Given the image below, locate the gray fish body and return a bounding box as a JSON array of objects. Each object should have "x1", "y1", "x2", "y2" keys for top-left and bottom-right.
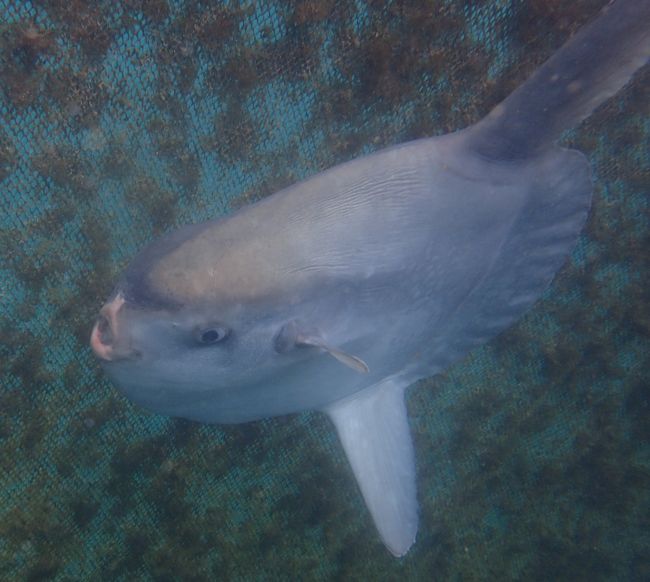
[
  {"x1": 92, "y1": 0, "x2": 649, "y2": 557},
  {"x1": 108, "y1": 135, "x2": 589, "y2": 423}
]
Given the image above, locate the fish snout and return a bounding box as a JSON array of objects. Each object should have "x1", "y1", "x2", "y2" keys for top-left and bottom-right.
[
  {"x1": 90, "y1": 314, "x2": 115, "y2": 361},
  {"x1": 90, "y1": 293, "x2": 137, "y2": 362}
]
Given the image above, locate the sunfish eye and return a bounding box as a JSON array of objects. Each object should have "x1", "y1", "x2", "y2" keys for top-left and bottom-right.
[{"x1": 195, "y1": 325, "x2": 230, "y2": 345}]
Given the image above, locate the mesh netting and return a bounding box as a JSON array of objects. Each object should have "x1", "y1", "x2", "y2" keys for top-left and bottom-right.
[{"x1": 0, "y1": 1, "x2": 648, "y2": 580}]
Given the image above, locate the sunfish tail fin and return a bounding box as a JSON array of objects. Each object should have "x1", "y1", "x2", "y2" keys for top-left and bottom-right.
[
  {"x1": 324, "y1": 380, "x2": 418, "y2": 557},
  {"x1": 468, "y1": 0, "x2": 650, "y2": 160}
]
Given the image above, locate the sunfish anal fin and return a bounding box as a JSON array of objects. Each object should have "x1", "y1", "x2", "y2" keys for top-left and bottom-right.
[{"x1": 324, "y1": 380, "x2": 417, "y2": 556}]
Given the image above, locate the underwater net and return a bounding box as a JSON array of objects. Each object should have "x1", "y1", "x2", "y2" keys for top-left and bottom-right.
[{"x1": 0, "y1": 1, "x2": 648, "y2": 580}]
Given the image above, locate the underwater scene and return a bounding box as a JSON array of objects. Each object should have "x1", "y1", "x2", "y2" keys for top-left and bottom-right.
[{"x1": 1, "y1": 0, "x2": 649, "y2": 580}]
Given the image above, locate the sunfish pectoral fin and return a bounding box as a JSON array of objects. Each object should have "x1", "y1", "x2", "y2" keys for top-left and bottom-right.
[
  {"x1": 275, "y1": 319, "x2": 369, "y2": 373},
  {"x1": 324, "y1": 380, "x2": 418, "y2": 556},
  {"x1": 297, "y1": 335, "x2": 369, "y2": 374}
]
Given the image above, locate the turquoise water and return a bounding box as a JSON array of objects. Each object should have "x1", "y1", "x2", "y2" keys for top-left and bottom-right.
[{"x1": 1, "y1": 1, "x2": 648, "y2": 579}]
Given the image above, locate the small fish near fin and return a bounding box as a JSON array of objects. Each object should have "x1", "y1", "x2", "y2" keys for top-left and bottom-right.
[
  {"x1": 324, "y1": 380, "x2": 417, "y2": 556},
  {"x1": 275, "y1": 320, "x2": 369, "y2": 373}
]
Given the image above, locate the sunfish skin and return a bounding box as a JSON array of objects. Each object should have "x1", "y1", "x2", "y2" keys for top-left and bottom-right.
[{"x1": 91, "y1": 0, "x2": 649, "y2": 557}]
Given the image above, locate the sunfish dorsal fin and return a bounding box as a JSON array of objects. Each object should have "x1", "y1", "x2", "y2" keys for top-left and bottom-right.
[{"x1": 324, "y1": 381, "x2": 417, "y2": 556}]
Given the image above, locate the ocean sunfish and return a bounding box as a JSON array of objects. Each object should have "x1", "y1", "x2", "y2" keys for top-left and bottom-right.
[{"x1": 91, "y1": 0, "x2": 649, "y2": 556}]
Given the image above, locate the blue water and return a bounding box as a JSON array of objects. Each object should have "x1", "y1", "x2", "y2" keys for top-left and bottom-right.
[{"x1": 0, "y1": 0, "x2": 648, "y2": 579}]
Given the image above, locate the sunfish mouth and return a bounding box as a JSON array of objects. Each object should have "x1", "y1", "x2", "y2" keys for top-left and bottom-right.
[{"x1": 90, "y1": 293, "x2": 139, "y2": 362}]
